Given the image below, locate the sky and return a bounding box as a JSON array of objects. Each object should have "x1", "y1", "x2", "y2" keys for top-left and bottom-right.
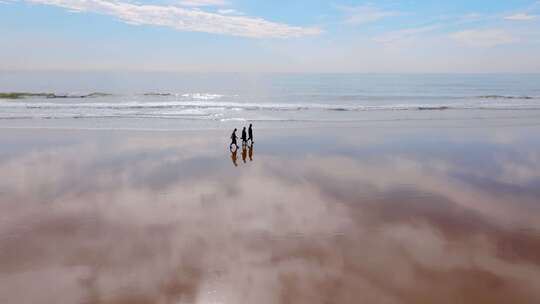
[{"x1": 1, "y1": 0, "x2": 540, "y2": 72}]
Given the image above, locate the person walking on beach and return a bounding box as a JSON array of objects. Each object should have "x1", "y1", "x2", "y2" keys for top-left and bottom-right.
[
  {"x1": 248, "y1": 124, "x2": 254, "y2": 143},
  {"x1": 241, "y1": 127, "x2": 248, "y2": 145},
  {"x1": 230, "y1": 128, "x2": 238, "y2": 150}
]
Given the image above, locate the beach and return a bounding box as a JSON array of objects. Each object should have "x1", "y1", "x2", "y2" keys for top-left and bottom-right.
[
  {"x1": 1, "y1": 121, "x2": 539, "y2": 304},
  {"x1": 3, "y1": 0, "x2": 540, "y2": 301}
]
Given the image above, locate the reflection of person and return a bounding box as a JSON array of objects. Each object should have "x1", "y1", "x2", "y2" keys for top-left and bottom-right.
[
  {"x1": 231, "y1": 149, "x2": 238, "y2": 167},
  {"x1": 249, "y1": 143, "x2": 254, "y2": 161},
  {"x1": 241, "y1": 127, "x2": 248, "y2": 145},
  {"x1": 248, "y1": 124, "x2": 254, "y2": 143},
  {"x1": 230, "y1": 129, "x2": 238, "y2": 150},
  {"x1": 242, "y1": 144, "x2": 247, "y2": 163}
]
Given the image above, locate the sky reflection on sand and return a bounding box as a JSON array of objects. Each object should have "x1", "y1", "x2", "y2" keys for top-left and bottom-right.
[{"x1": 0, "y1": 127, "x2": 540, "y2": 304}]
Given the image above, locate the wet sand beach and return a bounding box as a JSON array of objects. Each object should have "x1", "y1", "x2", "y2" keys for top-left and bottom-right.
[{"x1": 1, "y1": 124, "x2": 540, "y2": 304}]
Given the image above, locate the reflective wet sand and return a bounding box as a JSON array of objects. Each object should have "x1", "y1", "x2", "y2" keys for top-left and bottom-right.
[{"x1": 1, "y1": 126, "x2": 540, "y2": 304}]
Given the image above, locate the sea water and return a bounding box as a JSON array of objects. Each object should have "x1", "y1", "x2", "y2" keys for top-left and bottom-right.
[{"x1": 1, "y1": 72, "x2": 539, "y2": 130}]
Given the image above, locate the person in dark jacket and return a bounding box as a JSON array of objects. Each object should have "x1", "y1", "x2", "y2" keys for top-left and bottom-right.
[
  {"x1": 241, "y1": 127, "x2": 248, "y2": 145},
  {"x1": 230, "y1": 128, "x2": 238, "y2": 150},
  {"x1": 248, "y1": 124, "x2": 254, "y2": 143}
]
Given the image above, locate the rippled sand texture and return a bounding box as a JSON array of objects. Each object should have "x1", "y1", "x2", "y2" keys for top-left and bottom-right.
[{"x1": 1, "y1": 127, "x2": 540, "y2": 304}]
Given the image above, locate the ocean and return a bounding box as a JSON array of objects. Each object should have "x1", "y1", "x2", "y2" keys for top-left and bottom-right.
[{"x1": 1, "y1": 72, "x2": 539, "y2": 130}]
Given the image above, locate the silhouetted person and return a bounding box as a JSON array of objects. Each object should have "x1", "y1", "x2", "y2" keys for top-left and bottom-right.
[
  {"x1": 248, "y1": 124, "x2": 254, "y2": 143},
  {"x1": 248, "y1": 143, "x2": 254, "y2": 161},
  {"x1": 242, "y1": 144, "x2": 247, "y2": 163},
  {"x1": 230, "y1": 128, "x2": 238, "y2": 150},
  {"x1": 241, "y1": 127, "x2": 248, "y2": 145},
  {"x1": 231, "y1": 149, "x2": 238, "y2": 167}
]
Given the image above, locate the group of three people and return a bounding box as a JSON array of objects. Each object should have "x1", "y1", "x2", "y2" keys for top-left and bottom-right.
[{"x1": 230, "y1": 124, "x2": 254, "y2": 150}]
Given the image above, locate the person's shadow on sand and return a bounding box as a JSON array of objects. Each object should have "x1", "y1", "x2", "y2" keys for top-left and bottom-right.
[
  {"x1": 230, "y1": 147, "x2": 238, "y2": 167},
  {"x1": 242, "y1": 144, "x2": 248, "y2": 163},
  {"x1": 230, "y1": 143, "x2": 254, "y2": 167}
]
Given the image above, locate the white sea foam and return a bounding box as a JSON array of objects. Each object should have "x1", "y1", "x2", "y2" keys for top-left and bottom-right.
[
  {"x1": 1, "y1": 99, "x2": 539, "y2": 111},
  {"x1": 180, "y1": 93, "x2": 225, "y2": 100},
  {"x1": 1, "y1": 90, "x2": 539, "y2": 123}
]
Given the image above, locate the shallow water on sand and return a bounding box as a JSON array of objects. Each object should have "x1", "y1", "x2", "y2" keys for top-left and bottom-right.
[{"x1": 0, "y1": 125, "x2": 540, "y2": 304}]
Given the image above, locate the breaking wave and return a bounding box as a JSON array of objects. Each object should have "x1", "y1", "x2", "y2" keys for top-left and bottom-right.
[
  {"x1": 0, "y1": 92, "x2": 113, "y2": 99},
  {"x1": 1, "y1": 100, "x2": 539, "y2": 112},
  {"x1": 477, "y1": 95, "x2": 537, "y2": 100},
  {"x1": 1, "y1": 91, "x2": 539, "y2": 122},
  {"x1": 0, "y1": 92, "x2": 227, "y2": 100}
]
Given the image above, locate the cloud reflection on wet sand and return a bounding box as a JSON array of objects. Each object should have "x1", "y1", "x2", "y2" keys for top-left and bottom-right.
[{"x1": 0, "y1": 128, "x2": 539, "y2": 304}]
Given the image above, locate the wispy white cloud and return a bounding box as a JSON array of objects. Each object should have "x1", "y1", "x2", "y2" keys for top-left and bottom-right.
[
  {"x1": 178, "y1": 0, "x2": 227, "y2": 7},
  {"x1": 339, "y1": 4, "x2": 399, "y2": 25},
  {"x1": 373, "y1": 25, "x2": 440, "y2": 43},
  {"x1": 23, "y1": 0, "x2": 321, "y2": 38},
  {"x1": 457, "y1": 13, "x2": 485, "y2": 23},
  {"x1": 450, "y1": 29, "x2": 515, "y2": 47},
  {"x1": 217, "y1": 8, "x2": 242, "y2": 15},
  {"x1": 504, "y1": 13, "x2": 537, "y2": 21}
]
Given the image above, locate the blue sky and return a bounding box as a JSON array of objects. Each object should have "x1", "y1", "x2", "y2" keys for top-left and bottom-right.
[{"x1": 1, "y1": 0, "x2": 540, "y2": 72}]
